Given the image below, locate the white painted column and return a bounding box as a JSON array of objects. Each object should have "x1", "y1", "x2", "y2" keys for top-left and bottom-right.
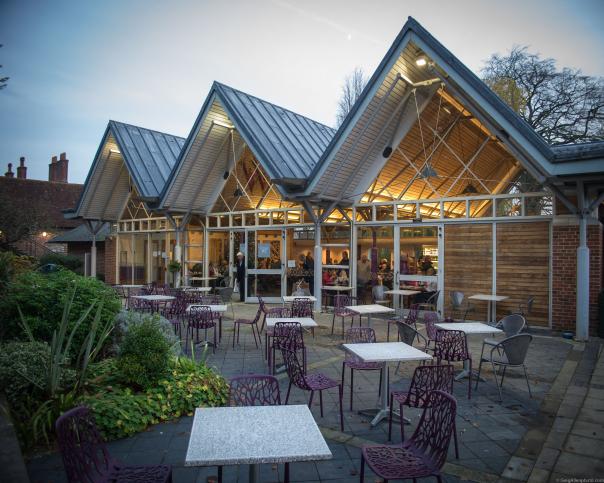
[
  {"x1": 174, "y1": 230, "x2": 182, "y2": 288},
  {"x1": 90, "y1": 236, "x2": 97, "y2": 278},
  {"x1": 314, "y1": 221, "x2": 322, "y2": 312},
  {"x1": 576, "y1": 214, "x2": 589, "y2": 341}
]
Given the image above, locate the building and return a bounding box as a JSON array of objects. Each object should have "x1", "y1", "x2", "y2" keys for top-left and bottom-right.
[
  {"x1": 67, "y1": 18, "x2": 603, "y2": 337},
  {"x1": 1, "y1": 154, "x2": 83, "y2": 257}
]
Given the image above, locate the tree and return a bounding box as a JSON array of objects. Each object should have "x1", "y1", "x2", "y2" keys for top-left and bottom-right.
[
  {"x1": 335, "y1": 67, "x2": 367, "y2": 127},
  {"x1": 482, "y1": 46, "x2": 604, "y2": 145},
  {"x1": 0, "y1": 44, "x2": 8, "y2": 90},
  {"x1": 0, "y1": 190, "x2": 43, "y2": 249}
]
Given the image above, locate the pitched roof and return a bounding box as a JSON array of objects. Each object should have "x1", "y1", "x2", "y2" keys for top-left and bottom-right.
[
  {"x1": 159, "y1": 82, "x2": 336, "y2": 212},
  {"x1": 0, "y1": 176, "x2": 83, "y2": 230},
  {"x1": 49, "y1": 222, "x2": 110, "y2": 243},
  {"x1": 109, "y1": 120, "x2": 185, "y2": 199}
]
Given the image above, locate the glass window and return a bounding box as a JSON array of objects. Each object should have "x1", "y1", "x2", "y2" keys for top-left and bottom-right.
[{"x1": 356, "y1": 225, "x2": 394, "y2": 293}]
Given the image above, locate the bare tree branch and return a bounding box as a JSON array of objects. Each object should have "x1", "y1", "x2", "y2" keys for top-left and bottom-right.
[
  {"x1": 335, "y1": 67, "x2": 367, "y2": 128},
  {"x1": 482, "y1": 46, "x2": 604, "y2": 145}
]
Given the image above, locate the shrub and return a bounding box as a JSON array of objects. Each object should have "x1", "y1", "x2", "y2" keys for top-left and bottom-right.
[
  {"x1": 0, "y1": 251, "x2": 35, "y2": 292},
  {"x1": 81, "y1": 357, "x2": 229, "y2": 440},
  {"x1": 117, "y1": 317, "x2": 171, "y2": 389},
  {"x1": 0, "y1": 269, "x2": 121, "y2": 351},
  {"x1": 39, "y1": 252, "x2": 83, "y2": 272},
  {"x1": 0, "y1": 341, "x2": 52, "y2": 407},
  {"x1": 113, "y1": 310, "x2": 181, "y2": 356}
]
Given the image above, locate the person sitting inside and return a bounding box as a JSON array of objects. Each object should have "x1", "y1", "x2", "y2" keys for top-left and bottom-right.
[
  {"x1": 336, "y1": 269, "x2": 349, "y2": 286},
  {"x1": 322, "y1": 269, "x2": 335, "y2": 286},
  {"x1": 339, "y1": 251, "x2": 350, "y2": 265},
  {"x1": 379, "y1": 258, "x2": 391, "y2": 272}
]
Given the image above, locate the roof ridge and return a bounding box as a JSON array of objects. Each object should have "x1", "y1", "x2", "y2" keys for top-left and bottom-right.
[
  {"x1": 213, "y1": 81, "x2": 336, "y2": 134},
  {"x1": 109, "y1": 119, "x2": 186, "y2": 141}
]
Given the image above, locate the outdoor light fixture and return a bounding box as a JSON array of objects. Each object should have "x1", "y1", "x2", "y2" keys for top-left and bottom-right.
[
  {"x1": 462, "y1": 183, "x2": 478, "y2": 194},
  {"x1": 42, "y1": 232, "x2": 48, "y2": 237},
  {"x1": 213, "y1": 120, "x2": 235, "y2": 129},
  {"x1": 382, "y1": 146, "x2": 393, "y2": 158},
  {"x1": 415, "y1": 55, "x2": 428, "y2": 67}
]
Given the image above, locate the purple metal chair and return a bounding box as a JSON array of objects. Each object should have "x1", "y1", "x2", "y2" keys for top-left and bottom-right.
[
  {"x1": 388, "y1": 364, "x2": 459, "y2": 458},
  {"x1": 163, "y1": 293, "x2": 187, "y2": 339},
  {"x1": 342, "y1": 328, "x2": 385, "y2": 410},
  {"x1": 281, "y1": 344, "x2": 344, "y2": 431},
  {"x1": 386, "y1": 303, "x2": 419, "y2": 342},
  {"x1": 56, "y1": 406, "x2": 171, "y2": 483},
  {"x1": 262, "y1": 304, "x2": 291, "y2": 359},
  {"x1": 331, "y1": 294, "x2": 357, "y2": 336},
  {"x1": 434, "y1": 329, "x2": 473, "y2": 399},
  {"x1": 232, "y1": 304, "x2": 263, "y2": 349},
  {"x1": 270, "y1": 322, "x2": 305, "y2": 375},
  {"x1": 360, "y1": 390, "x2": 457, "y2": 483},
  {"x1": 291, "y1": 298, "x2": 314, "y2": 318},
  {"x1": 423, "y1": 311, "x2": 439, "y2": 350},
  {"x1": 186, "y1": 306, "x2": 218, "y2": 354}
]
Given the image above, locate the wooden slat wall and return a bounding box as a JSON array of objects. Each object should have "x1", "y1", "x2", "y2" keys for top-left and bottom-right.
[
  {"x1": 444, "y1": 224, "x2": 492, "y2": 315},
  {"x1": 495, "y1": 222, "x2": 550, "y2": 326}
]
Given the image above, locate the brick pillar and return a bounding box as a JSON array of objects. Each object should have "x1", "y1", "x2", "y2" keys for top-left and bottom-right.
[
  {"x1": 552, "y1": 221, "x2": 603, "y2": 334},
  {"x1": 104, "y1": 237, "x2": 117, "y2": 285}
]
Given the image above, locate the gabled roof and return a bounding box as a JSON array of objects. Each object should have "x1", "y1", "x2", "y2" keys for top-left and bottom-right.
[
  {"x1": 109, "y1": 120, "x2": 185, "y2": 199},
  {"x1": 159, "y1": 82, "x2": 335, "y2": 212},
  {"x1": 49, "y1": 222, "x2": 110, "y2": 243},
  {"x1": 303, "y1": 17, "x2": 604, "y2": 201},
  {"x1": 74, "y1": 121, "x2": 185, "y2": 220}
]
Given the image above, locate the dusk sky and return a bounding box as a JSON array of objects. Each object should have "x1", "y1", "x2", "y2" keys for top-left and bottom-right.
[{"x1": 1, "y1": 0, "x2": 603, "y2": 184}]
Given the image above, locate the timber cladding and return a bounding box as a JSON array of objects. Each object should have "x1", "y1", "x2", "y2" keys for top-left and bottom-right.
[
  {"x1": 495, "y1": 222, "x2": 550, "y2": 327},
  {"x1": 443, "y1": 222, "x2": 550, "y2": 327},
  {"x1": 444, "y1": 224, "x2": 493, "y2": 316}
]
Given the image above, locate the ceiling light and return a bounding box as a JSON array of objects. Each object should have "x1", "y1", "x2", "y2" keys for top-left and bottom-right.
[
  {"x1": 233, "y1": 187, "x2": 243, "y2": 197},
  {"x1": 109, "y1": 149, "x2": 121, "y2": 155},
  {"x1": 415, "y1": 56, "x2": 428, "y2": 67},
  {"x1": 382, "y1": 146, "x2": 393, "y2": 158},
  {"x1": 213, "y1": 120, "x2": 235, "y2": 129},
  {"x1": 462, "y1": 183, "x2": 478, "y2": 194},
  {"x1": 420, "y1": 163, "x2": 438, "y2": 179}
]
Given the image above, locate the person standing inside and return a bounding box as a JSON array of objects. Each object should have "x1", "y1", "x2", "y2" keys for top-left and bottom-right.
[{"x1": 236, "y1": 251, "x2": 246, "y2": 302}]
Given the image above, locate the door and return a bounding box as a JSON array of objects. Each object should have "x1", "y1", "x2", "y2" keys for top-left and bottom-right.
[
  {"x1": 394, "y1": 225, "x2": 443, "y2": 316},
  {"x1": 245, "y1": 228, "x2": 285, "y2": 302}
]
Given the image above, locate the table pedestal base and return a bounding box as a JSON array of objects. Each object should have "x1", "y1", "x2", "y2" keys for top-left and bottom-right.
[{"x1": 358, "y1": 407, "x2": 410, "y2": 427}]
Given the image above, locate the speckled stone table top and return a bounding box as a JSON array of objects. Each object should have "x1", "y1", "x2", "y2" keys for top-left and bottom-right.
[
  {"x1": 265, "y1": 317, "x2": 318, "y2": 328},
  {"x1": 343, "y1": 342, "x2": 432, "y2": 363},
  {"x1": 435, "y1": 322, "x2": 503, "y2": 335},
  {"x1": 185, "y1": 405, "x2": 332, "y2": 466}
]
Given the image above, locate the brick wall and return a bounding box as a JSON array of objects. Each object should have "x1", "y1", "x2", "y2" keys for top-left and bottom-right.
[
  {"x1": 104, "y1": 237, "x2": 116, "y2": 285},
  {"x1": 552, "y1": 222, "x2": 602, "y2": 334}
]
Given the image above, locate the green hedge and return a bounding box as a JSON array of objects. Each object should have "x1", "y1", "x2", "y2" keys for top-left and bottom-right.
[
  {"x1": 0, "y1": 269, "x2": 121, "y2": 351},
  {"x1": 39, "y1": 252, "x2": 83, "y2": 272},
  {"x1": 81, "y1": 358, "x2": 229, "y2": 440}
]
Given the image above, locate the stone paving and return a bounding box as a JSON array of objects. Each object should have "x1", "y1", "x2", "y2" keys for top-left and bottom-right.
[{"x1": 25, "y1": 301, "x2": 603, "y2": 483}]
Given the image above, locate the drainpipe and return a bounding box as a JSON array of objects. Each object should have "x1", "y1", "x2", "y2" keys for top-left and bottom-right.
[
  {"x1": 576, "y1": 181, "x2": 589, "y2": 341},
  {"x1": 314, "y1": 220, "x2": 322, "y2": 312}
]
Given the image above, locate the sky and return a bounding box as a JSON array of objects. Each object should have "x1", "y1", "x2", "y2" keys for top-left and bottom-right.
[{"x1": 1, "y1": 0, "x2": 603, "y2": 184}]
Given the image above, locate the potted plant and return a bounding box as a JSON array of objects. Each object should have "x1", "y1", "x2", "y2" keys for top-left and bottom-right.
[{"x1": 167, "y1": 260, "x2": 181, "y2": 287}]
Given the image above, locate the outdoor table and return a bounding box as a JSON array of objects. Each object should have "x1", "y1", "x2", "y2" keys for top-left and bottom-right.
[
  {"x1": 265, "y1": 316, "x2": 318, "y2": 351},
  {"x1": 321, "y1": 285, "x2": 353, "y2": 311},
  {"x1": 188, "y1": 276, "x2": 217, "y2": 287},
  {"x1": 185, "y1": 405, "x2": 332, "y2": 483},
  {"x1": 345, "y1": 304, "x2": 395, "y2": 331},
  {"x1": 131, "y1": 294, "x2": 174, "y2": 312},
  {"x1": 385, "y1": 289, "x2": 421, "y2": 315},
  {"x1": 342, "y1": 342, "x2": 432, "y2": 426},
  {"x1": 187, "y1": 304, "x2": 228, "y2": 342},
  {"x1": 435, "y1": 322, "x2": 503, "y2": 380},
  {"x1": 182, "y1": 286, "x2": 212, "y2": 292},
  {"x1": 282, "y1": 295, "x2": 317, "y2": 304},
  {"x1": 468, "y1": 294, "x2": 509, "y2": 324}
]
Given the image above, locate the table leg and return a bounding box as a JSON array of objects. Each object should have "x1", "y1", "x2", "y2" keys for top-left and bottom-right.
[
  {"x1": 249, "y1": 463, "x2": 259, "y2": 483},
  {"x1": 367, "y1": 314, "x2": 372, "y2": 328},
  {"x1": 487, "y1": 300, "x2": 492, "y2": 324}
]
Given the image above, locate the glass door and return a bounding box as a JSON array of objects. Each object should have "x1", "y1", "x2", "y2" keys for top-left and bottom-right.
[
  {"x1": 395, "y1": 225, "x2": 443, "y2": 316},
  {"x1": 245, "y1": 228, "x2": 285, "y2": 302}
]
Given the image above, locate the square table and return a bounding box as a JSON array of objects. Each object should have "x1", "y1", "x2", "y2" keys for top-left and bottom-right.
[
  {"x1": 282, "y1": 295, "x2": 317, "y2": 304},
  {"x1": 468, "y1": 294, "x2": 508, "y2": 324},
  {"x1": 131, "y1": 294, "x2": 175, "y2": 311},
  {"x1": 385, "y1": 289, "x2": 421, "y2": 315},
  {"x1": 265, "y1": 317, "x2": 317, "y2": 329},
  {"x1": 435, "y1": 322, "x2": 503, "y2": 380},
  {"x1": 345, "y1": 304, "x2": 395, "y2": 330},
  {"x1": 185, "y1": 405, "x2": 332, "y2": 482},
  {"x1": 343, "y1": 342, "x2": 432, "y2": 426},
  {"x1": 182, "y1": 286, "x2": 212, "y2": 292}
]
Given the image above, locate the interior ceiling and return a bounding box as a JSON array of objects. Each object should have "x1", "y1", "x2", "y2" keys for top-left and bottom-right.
[
  {"x1": 212, "y1": 147, "x2": 298, "y2": 213},
  {"x1": 365, "y1": 86, "x2": 525, "y2": 203}
]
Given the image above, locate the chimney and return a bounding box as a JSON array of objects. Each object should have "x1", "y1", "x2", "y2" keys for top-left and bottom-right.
[
  {"x1": 16, "y1": 156, "x2": 27, "y2": 179},
  {"x1": 57, "y1": 152, "x2": 69, "y2": 183},
  {"x1": 49, "y1": 155, "x2": 58, "y2": 182},
  {"x1": 4, "y1": 162, "x2": 14, "y2": 178}
]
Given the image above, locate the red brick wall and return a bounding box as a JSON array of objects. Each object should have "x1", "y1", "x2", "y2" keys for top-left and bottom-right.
[
  {"x1": 104, "y1": 237, "x2": 116, "y2": 285},
  {"x1": 552, "y1": 223, "x2": 602, "y2": 334}
]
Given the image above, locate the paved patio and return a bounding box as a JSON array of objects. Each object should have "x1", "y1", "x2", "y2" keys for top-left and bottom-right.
[{"x1": 26, "y1": 301, "x2": 603, "y2": 483}]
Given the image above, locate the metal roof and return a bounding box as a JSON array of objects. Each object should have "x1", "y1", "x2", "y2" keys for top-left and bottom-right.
[
  {"x1": 109, "y1": 120, "x2": 185, "y2": 199},
  {"x1": 49, "y1": 223, "x2": 110, "y2": 243},
  {"x1": 214, "y1": 82, "x2": 335, "y2": 180}
]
